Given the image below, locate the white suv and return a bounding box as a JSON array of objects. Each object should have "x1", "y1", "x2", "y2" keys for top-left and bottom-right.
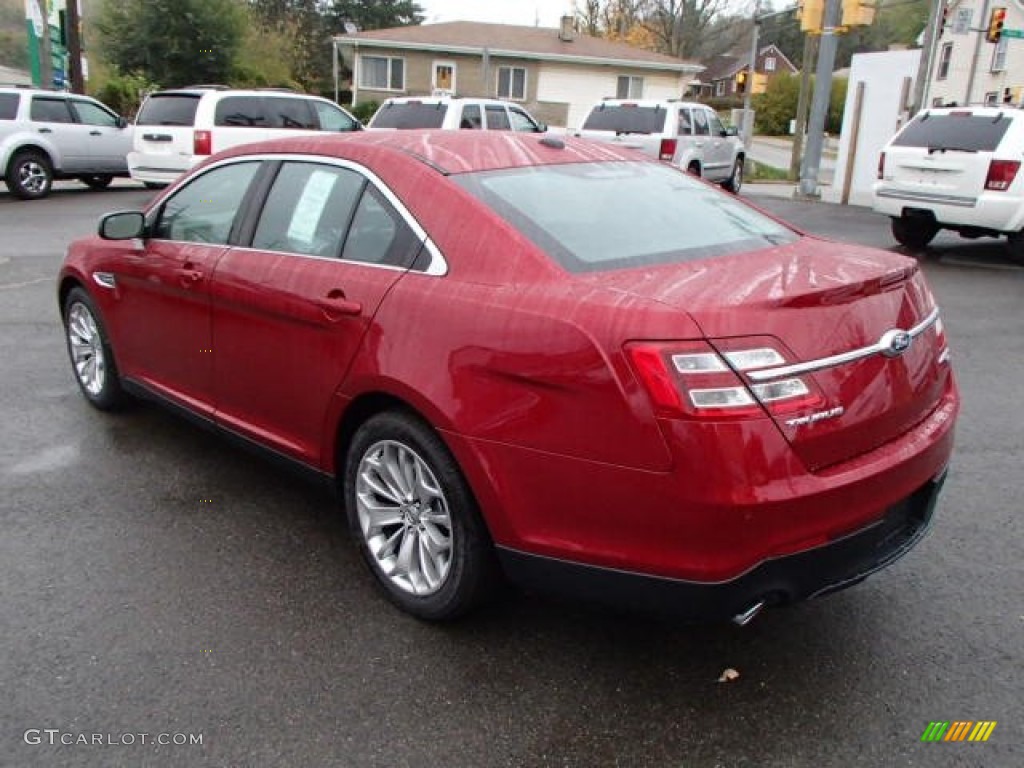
[
  {"x1": 128, "y1": 87, "x2": 362, "y2": 187},
  {"x1": 874, "y1": 106, "x2": 1024, "y2": 261},
  {"x1": 367, "y1": 97, "x2": 546, "y2": 132},
  {"x1": 575, "y1": 99, "x2": 745, "y2": 193},
  {"x1": 0, "y1": 86, "x2": 133, "y2": 199}
]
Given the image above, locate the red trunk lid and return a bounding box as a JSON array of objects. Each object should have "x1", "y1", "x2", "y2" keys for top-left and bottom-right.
[{"x1": 586, "y1": 237, "x2": 952, "y2": 471}]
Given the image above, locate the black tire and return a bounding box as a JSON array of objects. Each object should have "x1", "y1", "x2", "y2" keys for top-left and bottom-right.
[
  {"x1": 344, "y1": 410, "x2": 499, "y2": 620},
  {"x1": 1006, "y1": 232, "x2": 1024, "y2": 265},
  {"x1": 722, "y1": 157, "x2": 743, "y2": 194},
  {"x1": 62, "y1": 287, "x2": 126, "y2": 411},
  {"x1": 5, "y1": 150, "x2": 53, "y2": 200},
  {"x1": 79, "y1": 174, "x2": 114, "y2": 190},
  {"x1": 891, "y1": 216, "x2": 938, "y2": 250},
  {"x1": 686, "y1": 161, "x2": 701, "y2": 177},
  {"x1": 143, "y1": 182, "x2": 167, "y2": 190}
]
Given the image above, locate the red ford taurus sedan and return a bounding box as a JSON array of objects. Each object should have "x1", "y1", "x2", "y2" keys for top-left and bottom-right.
[{"x1": 58, "y1": 131, "x2": 958, "y2": 622}]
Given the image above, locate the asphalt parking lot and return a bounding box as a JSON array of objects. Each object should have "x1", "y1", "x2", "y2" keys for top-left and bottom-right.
[{"x1": 1, "y1": 182, "x2": 1021, "y2": 767}]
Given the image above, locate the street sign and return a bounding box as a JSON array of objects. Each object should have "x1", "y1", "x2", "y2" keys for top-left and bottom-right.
[
  {"x1": 953, "y1": 8, "x2": 973, "y2": 35},
  {"x1": 1002, "y1": 27, "x2": 1024, "y2": 38}
]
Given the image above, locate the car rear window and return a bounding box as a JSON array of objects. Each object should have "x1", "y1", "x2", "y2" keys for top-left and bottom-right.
[
  {"x1": 370, "y1": 102, "x2": 447, "y2": 129},
  {"x1": 136, "y1": 94, "x2": 201, "y2": 126},
  {"x1": 582, "y1": 105, "x2": 666, "y2": 134},
  {"x1": 0, "y1": 93, "x2": 18, "y2": 120},
  {"x1": 455, "y1": 162, "x2": 797, "y2": 273},
  {"x1": 892, "y1": 112, "x2": 1012, "y2": 152}
]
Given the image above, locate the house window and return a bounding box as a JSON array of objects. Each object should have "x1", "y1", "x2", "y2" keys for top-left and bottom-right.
[
  {"x1": 985, "y1": 91, "x2": 998, "y2": 105},
  {"x1": 936, "y1": 43, "x2": 952, "y2": 81},
  {"x1": 764, "y1": 56, "x2": 776, "y2": 72},
  {"x1": 991, "y1": 38, "x2": 1008, "y2": 72},
  {"x1": 497, "y1": 67, "x2": 527, "y2": 100},
  {"x1": 433, "y1": 61, "x2": 456, "y2": 95},
  {"x1": 359, "y1": 55, "x2": 405, "y2": 91},
  {"x1": 932, "y1": 97, "x2": 945, "y2": 107},
  {"x1": 616, "y1": 75, "x2": 644, "y2": 99},
  {"x1": 715, "y1": 80, "x2": 725, "y2": 97}
]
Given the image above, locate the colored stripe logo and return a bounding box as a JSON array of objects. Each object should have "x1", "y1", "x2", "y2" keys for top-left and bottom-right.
[{"x1": 921, "y1": 721, "x2": 997, "y2": 742}]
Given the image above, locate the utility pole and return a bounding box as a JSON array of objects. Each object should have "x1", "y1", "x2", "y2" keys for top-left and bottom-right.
[
  {"x1": 912, "y1": 0, "x2": 944, "y2": 112},
  {"x1": 741, "y1": 1, "x2": 760, "y2": 147},
  {"x1": 789, "y1": 35, "x2": 818, "y2": 181},
  {"x1": 67, "y1": 0, "x2": 84, "y2": 93},
  {"x1": 38, "y1": 0, "x2": 52, "y2": 90},
  {"x1": 964, "y1": 0, "x2": 992, "y2": 106},
  {"x1": 797, "y1": 0, "x2": 841, "y2": 197}
]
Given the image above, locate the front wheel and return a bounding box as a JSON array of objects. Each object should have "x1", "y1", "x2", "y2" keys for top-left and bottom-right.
[
  {"x1": 344, "y1": 411, "x2": 499, "y2": 620},
  {"x1": 891, "y1": 216, "x2": 938, "y2": 250},
  {"x1": 722, "y1": 158, "x2": 743, "y2": 194},
  {"x1": 79, "y1": 174, "x2": 113, "y2": 189},
  {"x1": 63, "y1": 287, "x2": 126, "y2": 410},
  {"x1": 6, "y1": 150, "x2": 53, "y2": 199}
]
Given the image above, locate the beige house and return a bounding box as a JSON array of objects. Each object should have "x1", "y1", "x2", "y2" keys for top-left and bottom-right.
[{"x1": 333, "y1": 21, "x2": 702, "y2": 129}]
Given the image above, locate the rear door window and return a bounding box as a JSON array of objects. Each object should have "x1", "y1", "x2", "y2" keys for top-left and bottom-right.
[
  {"x1": 485, "y1": 105, "x2": 511, "y2": 131},
  {"x1": 30, "y1": 97, "x2": 73, "y2": 123},
  {"x1": 460, "y1": 104, "x2": 482, "y2": 129},
  {"x1": 371, "y1": 102, "x2": 447, "y2": 128},
  {"x1": 342, "y1": 187, "x2": 421, "y2": 268},
  {"x1": 267, "y1": 97, "x2": 316, "y2": 129},
  {"x1": 215, "y1": 96, "x2": 269, "y2": 127},
  {"x1": 582, "y1": 105, "x2": 665, "y2": 134},
  {"x1": 692, "y1": 109, "x2": 710, "y2": 136},
  {"x1": 0, "y1": 93, "x2": 19, "y2": 120},
  {"x1": 135, "y1": 94, "x2": 200, "y2": 126},
  {"x1": 892, "y1": 112, "x2": 1012, "y2": 151}
]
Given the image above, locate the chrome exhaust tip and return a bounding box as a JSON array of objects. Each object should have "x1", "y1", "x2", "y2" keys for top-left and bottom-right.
[{"x1": 731, "y1": 600, "x2": 766, "y2": 627}]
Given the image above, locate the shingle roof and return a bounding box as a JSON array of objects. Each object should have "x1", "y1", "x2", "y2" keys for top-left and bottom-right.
[{"x1": 335, "y1": 21, "x2": 701, "y2": 73}]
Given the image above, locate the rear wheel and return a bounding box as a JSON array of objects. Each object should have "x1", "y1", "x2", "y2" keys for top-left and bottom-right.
[
  {"x1": 344, "y1": 411, "x2": 499, "y2": 620},
  {"x1": 62, "y1": 287, "x2": 126, "y2": 410},
  {"x1": 1005, "y1": 231, "x2": 1024, "y2": 265},
  {"x1": 79, "y1": 174, "x2": 113, "y2": 189},
  {"x1": 686, "y1": 161, "x2": 701, "y2": 177},
  {"x1": 722, "y1": 157, "x2": 743, "y2": 194},
  {"x1": 6, "y1": 150, "x2": 53, "y2": 199},
  {"x1": 891, "y1": 216, "x2": 938, "y2": 250}
]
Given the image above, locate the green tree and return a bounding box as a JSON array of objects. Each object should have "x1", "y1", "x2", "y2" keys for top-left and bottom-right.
[
  {"x1": 97, "y1": 0, "x2": 246, "y2": 88},
  {"x1": 752, "y1": 72, "x2": 801, "y2": 135}
]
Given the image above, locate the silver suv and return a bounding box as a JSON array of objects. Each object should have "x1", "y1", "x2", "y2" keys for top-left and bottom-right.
[
  {"x1": 0, "y1": 86, "x2": 133, "y2": 199},
  {"x1": 367, "y1": 96, "x2": 546, "y2": 132},
  {"x1": 575, "y1": 99, "x2": 745, "y2": 193}
]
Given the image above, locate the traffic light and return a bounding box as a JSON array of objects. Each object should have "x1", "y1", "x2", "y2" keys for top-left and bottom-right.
[
  {"x1": 939, "y1": 2, "x2": 950, "y2": 37},
  {"x1": 735, "y1": 70, "x2": 748, "y2": 94},
  {"x1": 751, "y1": 73, "x2": 769, "y2": 95},
  {"x1": 841, "y1": 0, "x2": 876, "y2": 27},
  {"x1": 987, "y1": 6, "x2": 1006, "y2": 43},
  {"x1": 798, "y1": 0, "x2": 824, "y2": 33}
]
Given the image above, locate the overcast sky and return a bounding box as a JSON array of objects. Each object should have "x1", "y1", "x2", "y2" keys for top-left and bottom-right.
[{"x1": 418, "y1": 0, "x2": 576, "y2": 27}]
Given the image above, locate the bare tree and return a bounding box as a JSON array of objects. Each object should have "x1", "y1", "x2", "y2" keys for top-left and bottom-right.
[
  {"x1": 643, "y1": 0, "x2": 731, "y2": 59},
  {"x1": 576, "y1": 0, "x2": 603, "y2": 35}
]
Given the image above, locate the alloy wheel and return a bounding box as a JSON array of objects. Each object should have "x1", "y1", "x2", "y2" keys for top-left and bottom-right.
[{"x1": 67, "y1": 302, "x2": 106, "y2": 396}]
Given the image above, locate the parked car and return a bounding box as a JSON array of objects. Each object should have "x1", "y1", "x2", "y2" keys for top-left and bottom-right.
[
  {"x1": 0, "y1": 86, "x2": 133, "y2": 199},
  {"x1": 59, "y1": 130, "x2": 958, "y2": 623},
  {"x1": 874, "y1": 106, "x2": 1024, "y2": 261},
  {"x1": 128, "y1": 86, "x2": 361, "y2": 188},
  {"x1": 367, "y1": 96, "x2": 546, "y2": 132},
  {"x1": 575, "y1": 98, "x2": 746, "y2": 192}
]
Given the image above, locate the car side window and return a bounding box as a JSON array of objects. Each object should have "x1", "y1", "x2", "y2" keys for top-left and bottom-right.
[
  {"x1": 268, "y1": 97, "x2": 316, "y2": 129},
  {"x1": 313, "y1": 101, "x2": 358, "y2": 132},
  {"x1": 707, "y1": 111, "x2": 725, "y2": 137},
  {"x1": 692, "y1": 108, "x2": 710, "y2": 136},
  {"x1": 485, "y1": 105, "x2": 511, "y2": 131},
  {"x1": 460, "y1": 104, "x2": 482, "y2": 129},
  {"x1": 342, "y1": 187, "x2": 421, "y2": 268},
  {"x1": 0, "y1": 93, "x2": 19, "y2": 120},
  {"x1": 677, "y1": 109, "x2": 693, "y2": 136},
  {"x1": 72, "y1": 100, "x2": 118, "y2": 127},
  {"x1": 508, "y1": 107, "x2": 538, "y2": 132},
  {"x1": 153, "y1": 162, "x2": 261, "y2": 244},
  {"x1": 214, "y1": 96, "x2": 268, "y2": 127},
  {"x1": 30, "y1": 97, "x2": 73, "y2": 123},
  {"x1": 252, "y1": 162, "x2": 364, "y2": 258}
]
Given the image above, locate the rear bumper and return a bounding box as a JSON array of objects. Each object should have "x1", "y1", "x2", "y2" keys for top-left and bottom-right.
[
  {"x1": 873, "y1": 183, "x2": 1024, "y2": 233},
  {"x1": 498, "y1": 471, "x2": 945, "y2": 622},
  {"x1": 127, "y1": 152, "x2": 197, "y2": 184}
]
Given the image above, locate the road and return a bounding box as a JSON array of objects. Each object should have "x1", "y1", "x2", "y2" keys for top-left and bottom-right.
[
  {"x1": 748, "y1": 136, "x2": 836, "y2": 185},
  {"x1": 0, "y1": 184, "x2": 1020, "y2": 767}
]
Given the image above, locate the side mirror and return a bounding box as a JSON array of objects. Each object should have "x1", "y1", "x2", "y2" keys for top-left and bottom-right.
[
  {"x1": 99, "y1": 211, "x2": 146, "y2": 240},
  {"x1": 116, "y1": 116, "x2": 128, "y2": 129},
  {"x1": 725, "y1": 126, "x2": 739, "y2": 137}
]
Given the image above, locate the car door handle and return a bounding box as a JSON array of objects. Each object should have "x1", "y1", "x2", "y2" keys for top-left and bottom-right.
[
  {"x1": 90, "y1": 130, "x2": 102, "y2": 136},
  {"x1": 176, "y1": 268, "x2": 203, "y2": 286},
  {"x1": 315, "y1": 288, "x2": 362, "y2": 318},
  {"x1": 694, "y1": 141, "x2": 705, "y2": 147},
  {"x1": 38, "y1": 127, "x2": 52, "y2": 134}
]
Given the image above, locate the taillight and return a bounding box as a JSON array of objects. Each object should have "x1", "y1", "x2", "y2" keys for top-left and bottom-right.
[
  {"x1": 626, "y1": 340, "x2": 822, "y2": 420},
  {"x1": 877, "y1": 151, "x2": 885, "y2": 180},
  {"x1": 659, "y1": 138, "x2": 677, "y2": 161},
  {"x1": 984, "y1": 159, "x2": 1020, "y2": 191},
  {"x1": 193, "y1": 130, "x2": 212, "y2": 156}
]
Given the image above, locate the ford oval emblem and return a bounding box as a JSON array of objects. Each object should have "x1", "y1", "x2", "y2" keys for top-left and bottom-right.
[{"x1": 879, "y1": 329, "x2": 913, "y2": 358}]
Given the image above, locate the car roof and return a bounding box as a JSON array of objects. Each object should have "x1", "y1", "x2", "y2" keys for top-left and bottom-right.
[
  {"x1": 149, "y1": 88, "x2": 320, "y2": 99},
  {"x1": 914, "y1": 106, "x2": 1021, "y2": 117},
  {"x1": 592, "y1": 99, "x2": 707, "y2": 108},
  {"x1": 381, "y1": 96, "x2": 518, "y2": 106},
  {"x1": 212, "y1": 129, "x2": 645, "y2": 175}
]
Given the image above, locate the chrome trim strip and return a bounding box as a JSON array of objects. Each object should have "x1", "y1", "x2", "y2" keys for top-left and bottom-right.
[
  {"x1": 747, "y1": 307, "x2": 941, "y2": 382},
  {"x1": 875, "y1": 187, "x2": 977, "y2": 208},
  {"x1": 92, "y1": 272, "x2": 117, "y2": 289}
]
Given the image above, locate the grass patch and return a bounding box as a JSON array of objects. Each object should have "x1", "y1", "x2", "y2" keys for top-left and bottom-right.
[{"x1": 745, "y1": 160, "x2": 791, "y2": 182}]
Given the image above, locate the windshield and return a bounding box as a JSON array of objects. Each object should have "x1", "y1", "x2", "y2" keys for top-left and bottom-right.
[
  {"x1": 136, "y1": 94, "x2": 201, "y2": 126},
  {"x1": 455, "y1": 162, "x2": 798, "y2": 273},
  {"x1": 892, "y1": 112, "x2": 1011, "y2": 152},
  {"x1": 581, "y1": 105, "x2": 665, "y2": 134},
  {"x1": 371, "y1": 102, "x2": 447, "y2": 129}
]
